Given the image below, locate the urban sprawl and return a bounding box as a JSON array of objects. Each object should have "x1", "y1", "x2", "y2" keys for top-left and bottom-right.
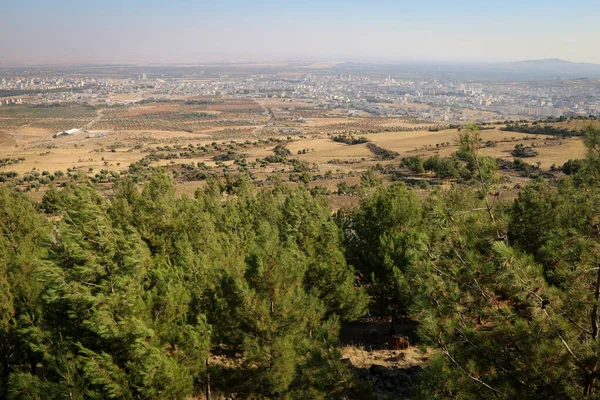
[{"x1": 1, "y1": 71, "x2": 599, "y2": 121}]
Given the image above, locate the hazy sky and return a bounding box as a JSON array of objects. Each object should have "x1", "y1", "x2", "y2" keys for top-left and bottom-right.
[{"x1": 2, "y1": 0, "x2": 599, "y2": 64}]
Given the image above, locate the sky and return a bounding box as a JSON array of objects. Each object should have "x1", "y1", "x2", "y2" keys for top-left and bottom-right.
[{"x1": 2, "y1": 0, "x2": 599, "y2": 65}]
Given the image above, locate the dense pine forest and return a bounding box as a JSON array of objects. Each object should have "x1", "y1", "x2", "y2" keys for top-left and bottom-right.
[{"x1": 3, "y1": 126, "x2": 600, "y2": 399}]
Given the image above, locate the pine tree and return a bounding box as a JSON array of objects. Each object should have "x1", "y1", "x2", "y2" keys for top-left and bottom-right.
[
  {"x1": 1, "y1": 172, "x2": 370, "y2": 399},
  {"x1": 0, "y1": 186, "x2": 50, "y2": 398},
  {"x1": 10, "y1": 183, "x2": 210, "y2": 399},
  {"x1": 338, "y1": 183, "x2": 425, "y2": 320},
  {"x1": 410, "y1": 127, "x2": 600, "y2": 397}
]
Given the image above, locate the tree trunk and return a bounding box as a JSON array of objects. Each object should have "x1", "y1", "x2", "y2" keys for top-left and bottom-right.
[
  {"x1": 591, "y1": 263, "x2": 600, "y2": 339},
  {"x1": 390, "y1": 281, "x2": 397, "y2": 336},
  {"x1": 585, "y1": 263, "x2": 600, "y2": 396},
  {"x1": 584, "y1": 377, "x2": 595, "y2": 396},
  {"x1": 205, "y1": 358, "x2": 211, "y2": 400}
]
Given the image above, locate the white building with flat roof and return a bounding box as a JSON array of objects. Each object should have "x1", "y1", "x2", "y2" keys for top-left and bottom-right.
[{"x1": 53, "y1": 128, "x2": 80, "y2": 138}]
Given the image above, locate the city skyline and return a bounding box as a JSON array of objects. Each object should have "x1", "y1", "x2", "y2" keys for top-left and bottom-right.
[{"x1": 2, "y1": 0, "x2": 600, "y2": 65}]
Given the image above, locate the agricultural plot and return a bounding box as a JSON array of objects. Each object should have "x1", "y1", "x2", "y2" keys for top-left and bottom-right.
[
  {"x1": 0, "y1": 104, "x2": 97, "y2": 132},
  {"x1": 94, "y1": 100, "x2": 266, "y2": 132},
  {"x1": 0, "y1": 118, "x2": 34, "y2": 129},
  {"x1": 540, "y1": 119, "x2": 600, "y2": 132},
  {"x1": 0, "y1": 104, "x2": 97, "y2": 119},
  {"x1": 205, "y1": 103, "x2": 262, "y2": 112},
  {"x1": 27, "y1": 118, "x2": 93, "y2": 132}
]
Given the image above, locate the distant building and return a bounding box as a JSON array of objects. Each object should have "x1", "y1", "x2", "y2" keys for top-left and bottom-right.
[
  {"x1": 87, "y1": 133, "x2": 107, "y2": 138},
  {"x1": 0, "y1": 98, "x2": 23, "y2": 105},
  {"x1": 279, "y1": 127, "x2": 302, "y2": 135},
  {"x1": 53, "y1": 128, "x2": 80, "y2": 138}
]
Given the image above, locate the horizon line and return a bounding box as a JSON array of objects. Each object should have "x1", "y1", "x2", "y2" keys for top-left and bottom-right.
[{"x1": 0, "y1": 57, "x2": 598, "y2": 68}]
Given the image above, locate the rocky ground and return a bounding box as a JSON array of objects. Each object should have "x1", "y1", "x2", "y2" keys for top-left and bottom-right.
[{"x1": 340, "y1": 317, "x2": 432, "y2": 399}]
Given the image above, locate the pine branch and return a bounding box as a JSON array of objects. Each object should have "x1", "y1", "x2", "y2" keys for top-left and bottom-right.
[{"x1": 443, "y1": 346, "x2": 503, "y2": 396}]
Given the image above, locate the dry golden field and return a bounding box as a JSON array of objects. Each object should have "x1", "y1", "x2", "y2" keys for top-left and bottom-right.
[{"x1": 0, "y1": 99, "x2": 592, "y2": 201}]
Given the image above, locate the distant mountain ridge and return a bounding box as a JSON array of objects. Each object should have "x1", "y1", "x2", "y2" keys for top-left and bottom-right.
[
  {"x1": 496, "y1": 58, "x2": 600, "y2": 79},
  {"x1": 512, "y1": 58, "x2": 598, "y2": 65},
  {"x1": 328, "y1": 58, "x2": 600, "y2": 82},
  {"x1": 329, "y1": 58, "x2": 600, "y2": 81}
]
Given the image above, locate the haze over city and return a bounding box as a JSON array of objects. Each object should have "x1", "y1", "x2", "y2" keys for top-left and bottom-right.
[{"x1": 2, "y1": 0, "x2": 600, "y2": 64}]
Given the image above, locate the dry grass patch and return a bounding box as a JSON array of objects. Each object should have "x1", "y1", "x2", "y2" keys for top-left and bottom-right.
[
  {"x1": 286, "y1": 138, "x2": 372, "y2": 162},
  {"x1": 341, "y1": 345, "x2": 433, "y2": 370},
  {"x1": 367, "y1": 130, "x2": 460, "y2": 154},
  {"x1": 479, "y1": 137, "x2": 586, "y2": 169}
]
